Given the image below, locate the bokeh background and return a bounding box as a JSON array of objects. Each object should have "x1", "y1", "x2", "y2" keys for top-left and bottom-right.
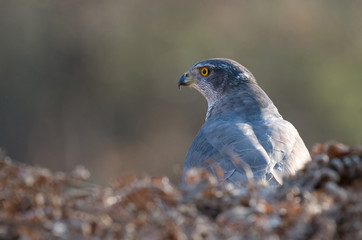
[{"x1": 1, "y1": 1, "x2": 362, "y2": 184}]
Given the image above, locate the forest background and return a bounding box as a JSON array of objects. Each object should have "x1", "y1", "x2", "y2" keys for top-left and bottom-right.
[{"x1": 1, "y1": 1, "x2": 361, "y2": 184}]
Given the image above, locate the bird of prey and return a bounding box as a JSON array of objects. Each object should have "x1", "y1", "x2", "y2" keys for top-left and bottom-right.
[{"x1": 178, "y1": 58, "x2": 310, "y2": 185}]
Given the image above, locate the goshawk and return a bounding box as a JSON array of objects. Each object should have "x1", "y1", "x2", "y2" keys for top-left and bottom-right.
[{"x1": 178, "y1": 58, "x2": 310, "y2": 185}]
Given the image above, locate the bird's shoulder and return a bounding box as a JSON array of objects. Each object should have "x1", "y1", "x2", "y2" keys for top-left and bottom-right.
[
  {"x1": 185, "y1": 115, "x2": 272, "y2": 180},
  {"x1": 185, "y1": 115, "x2": 308, "y2": 184}
]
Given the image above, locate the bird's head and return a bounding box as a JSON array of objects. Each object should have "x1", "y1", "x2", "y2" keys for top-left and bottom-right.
[{"x1": 178, "y1": 58, "x2": 255, "y2": 106}]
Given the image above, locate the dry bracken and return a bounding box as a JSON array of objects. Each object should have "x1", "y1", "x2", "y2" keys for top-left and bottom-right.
[{"x1": 0, "y1": 142, "x2": 361, "y2": 240}]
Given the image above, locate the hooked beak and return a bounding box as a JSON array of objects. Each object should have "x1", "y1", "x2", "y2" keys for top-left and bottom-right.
[{"x1": 178, "y1": 72, "x2": 198, "y2": 89}]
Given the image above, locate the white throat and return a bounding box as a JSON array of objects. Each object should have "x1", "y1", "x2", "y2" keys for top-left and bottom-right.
[{"x1": 191, "y1": 83, "x2": 220, "y2": 121}]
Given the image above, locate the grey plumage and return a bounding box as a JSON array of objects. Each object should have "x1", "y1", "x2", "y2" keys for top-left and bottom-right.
[{"x1": 178, "y1": 58, "x2": 310, "y2": 185}]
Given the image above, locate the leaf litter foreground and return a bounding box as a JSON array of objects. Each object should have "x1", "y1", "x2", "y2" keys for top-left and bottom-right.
[{"x1": 0, "y1": 142, "x2": 361, "y2": 240}]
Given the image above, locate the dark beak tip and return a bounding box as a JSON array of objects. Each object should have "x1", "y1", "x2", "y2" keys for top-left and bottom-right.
[{"x1": 178, "y1": 75, "x2": 186, "y2": 89}]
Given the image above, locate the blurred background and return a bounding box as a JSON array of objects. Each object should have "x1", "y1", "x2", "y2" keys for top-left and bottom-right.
[{"x1": 1, "y1": 0, "x2": 362, "y2": 184}]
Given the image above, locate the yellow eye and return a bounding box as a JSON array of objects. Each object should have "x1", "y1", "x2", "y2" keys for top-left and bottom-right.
[{"x1": 200, "y1": 67, "x2": 209, "y2": 77}]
